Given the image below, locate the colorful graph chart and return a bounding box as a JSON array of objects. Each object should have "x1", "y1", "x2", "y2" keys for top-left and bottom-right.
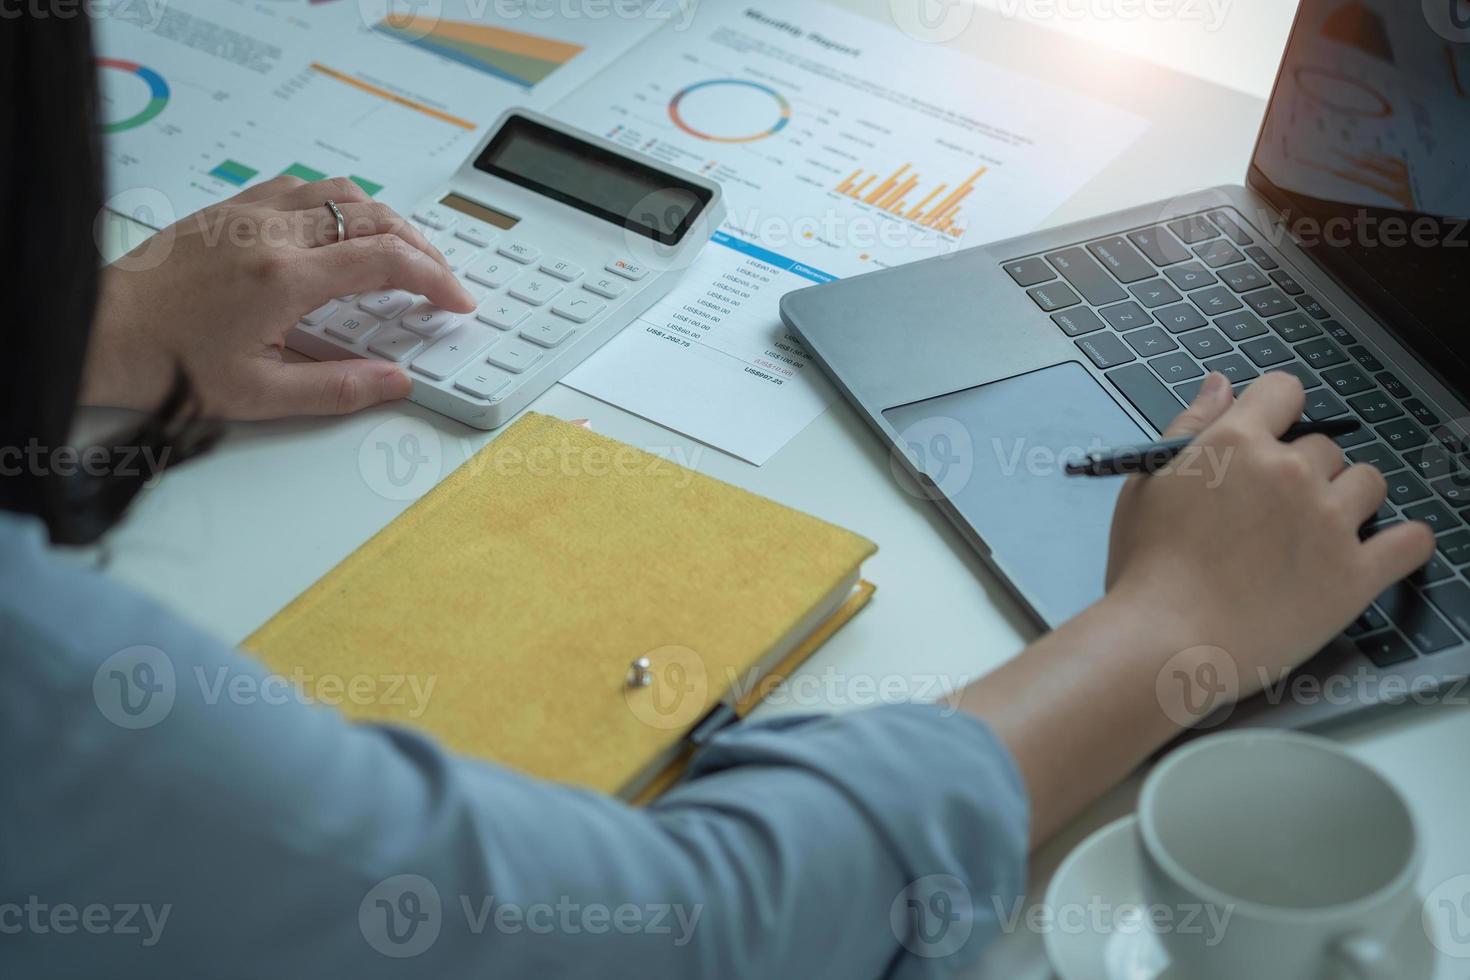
[
  {"x1": 96, "y1": 58, "x2": 170, "y2": 134},
  {"x1": 668, "y1": 80, "x2": 792, "y2": 143},
  {"x1": 837, "y1": 164, "x2": 987, "y2": 238},
  {"x1": 371, "y1": 16, "x2": 584, "y2": 89}
]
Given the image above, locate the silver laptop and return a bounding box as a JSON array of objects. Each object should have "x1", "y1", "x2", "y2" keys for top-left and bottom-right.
[{"x1": 782, "y1": 0, "x2": 1470, "y2": 729}]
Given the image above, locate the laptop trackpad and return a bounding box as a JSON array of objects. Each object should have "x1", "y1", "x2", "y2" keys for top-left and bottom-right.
[{"x1": 883, "y1": 362, "x2": 1150, "y2": 625}]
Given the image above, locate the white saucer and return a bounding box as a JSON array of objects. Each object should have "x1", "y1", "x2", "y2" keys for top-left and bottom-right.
[{"x1": 1042, "y1": 816, "x2": 1437, "y2": 980}]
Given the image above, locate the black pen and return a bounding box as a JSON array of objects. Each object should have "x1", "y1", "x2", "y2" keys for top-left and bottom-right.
[{"x1": 1065, "y1": 419, "x2": 1362, "y2": 477}]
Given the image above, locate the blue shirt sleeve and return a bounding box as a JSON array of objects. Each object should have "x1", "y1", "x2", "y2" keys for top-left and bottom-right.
[{"x1": 0, "y1": 515, "x2": 1028, "y2": 978}]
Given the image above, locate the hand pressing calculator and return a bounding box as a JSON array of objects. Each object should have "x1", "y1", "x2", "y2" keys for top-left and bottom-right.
[{"x1": 287, "y1": 110, "x2": 725, "y2": 429}]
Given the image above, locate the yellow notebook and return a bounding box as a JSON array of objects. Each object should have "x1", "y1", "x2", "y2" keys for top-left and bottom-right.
[{"x1": 245, "y1": 413, "x2": 876, "y2": 799}]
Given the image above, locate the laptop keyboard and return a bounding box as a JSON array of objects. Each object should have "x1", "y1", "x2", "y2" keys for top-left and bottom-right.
[{"x1": 1003, "y1": 208, "x2": 1470, "y2": 670}]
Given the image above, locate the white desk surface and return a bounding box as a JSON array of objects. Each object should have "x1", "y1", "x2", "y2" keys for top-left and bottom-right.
[{"x1": 94, "y1": 3, "x2": 1469, "y2": 976}]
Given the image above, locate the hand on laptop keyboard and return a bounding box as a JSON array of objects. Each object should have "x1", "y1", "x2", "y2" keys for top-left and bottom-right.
[
  {"x1": 84, "y1": 176, "x2": 477, "y2": 420},
  {"x1": 1106, "y1": 371, "x2": 1436, "y2": 700}
]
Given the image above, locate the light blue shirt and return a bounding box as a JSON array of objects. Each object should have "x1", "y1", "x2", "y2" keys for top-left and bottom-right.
[{"x1": 0, "y1": 511, "x2": 1028, "y2": 977}]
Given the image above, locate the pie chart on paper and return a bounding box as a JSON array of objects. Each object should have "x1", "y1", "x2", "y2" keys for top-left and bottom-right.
[
  {"x1": 96, "y1": 58, "x2": 171, "y2": 134},
  {"x1": 668, "y1": 79, "x2": 793, "y2": 144}
]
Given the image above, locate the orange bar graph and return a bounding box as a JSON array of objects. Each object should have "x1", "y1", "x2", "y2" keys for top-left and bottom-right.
[{"x1": 836, "y1": 163, "x2": 987, "y2": 238}]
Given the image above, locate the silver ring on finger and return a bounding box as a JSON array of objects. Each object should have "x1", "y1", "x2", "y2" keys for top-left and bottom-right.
[{"x1": 324, "y1": 200, "x2": 346, "y2": 245}]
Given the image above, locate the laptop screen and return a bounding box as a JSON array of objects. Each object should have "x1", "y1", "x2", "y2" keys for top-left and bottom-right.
[{"x1": 1249, "y1": 1, "x2": 1470, "y2": 393}]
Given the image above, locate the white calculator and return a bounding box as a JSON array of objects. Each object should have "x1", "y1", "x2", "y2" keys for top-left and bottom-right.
[{"x1": 287, "y1": 109, "x2": 725, "y2": 429}]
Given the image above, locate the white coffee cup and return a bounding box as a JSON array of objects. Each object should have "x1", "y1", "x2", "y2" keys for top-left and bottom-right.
[{"x1": 1137, "y1": 731, "x2": 1422, "y2": 980}]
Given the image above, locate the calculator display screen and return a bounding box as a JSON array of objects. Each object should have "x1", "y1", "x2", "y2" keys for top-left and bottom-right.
[{"x1": 475, "y1": 115, "x2": 712, "y2": 246}]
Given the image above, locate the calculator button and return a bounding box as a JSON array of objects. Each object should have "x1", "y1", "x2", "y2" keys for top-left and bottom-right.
[
  {"x1": 476, "y1": 298, "x2": 534, "y2": 331},
  {"x1": 454, "y1": 221, "x2": 499, "y2": 248},
  {"x1": 499, "y1": 241, "x2": 542, "y2": 264},
  {"x1": 607, "y1": 259, "x2": 649, "y2": 281},
  {"x1": 400, "y1": 303, "x2": 459, "y2": 339},
  {"x1": 466, "y1": 257, "x2": 520, "y2": 290},
  {"x1": 410, "y1": 322, "x2": 497, "y2": 381},
  {"x1": 585, "y1": 276, "x2": 628, "y2": 300},
  {"x1": 323, "y1": 310, "x2": 380, "y2": 344},
  {"x1": 454, "y1": 365, "x2": 515, "y2": 401},
  {"x1": 300, "y1": 301, "x2": 339, "y2": 326},
  {"x1": 540, "y1": 258, "x2": 584, "y2": 282},
  {"x1": 412, "y1": 206, "x2": 456, "y2": 231},
  {"x1": 367, "y1": 326, "x2": 425, "y2": 362},
  {"x1": 359, "y1": 290, "x2": 415, "y2": 320},
  {"x1": 432, "y1": 238, "x2": 480, "y2": 273},
  {"x1": 509, "y1": 276, "x2": 563, "y2": 307},
  {"x1": 521, "y1": 317, "x2": 576, "y2": 349},
  {"x1": 551, "y1": 294, "x2": 607, "y2": 324},
  {"x1": 486, "y1": 342, "x2": 544, "y2": 374}
]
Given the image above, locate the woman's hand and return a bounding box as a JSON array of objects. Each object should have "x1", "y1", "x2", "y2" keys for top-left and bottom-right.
[
  {"x1": 82, "y1": 176, "x2": 478, "y2": 419},
  {"x1": 957, "y1": 371, "x2": 1436, "y2": 845},
  {"x1": 1105, "y1": 370, "x2": 1435, "y2": 697}
]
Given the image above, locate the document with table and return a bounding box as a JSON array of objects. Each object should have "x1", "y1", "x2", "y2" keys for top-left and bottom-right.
[{"x1": 97, "y1": 0, "x2": 1148, "y2": 464}]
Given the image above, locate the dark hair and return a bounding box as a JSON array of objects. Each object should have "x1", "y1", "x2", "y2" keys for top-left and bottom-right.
[{"x1": 1, "y1": 10, "x2": 214, "y2": 545}]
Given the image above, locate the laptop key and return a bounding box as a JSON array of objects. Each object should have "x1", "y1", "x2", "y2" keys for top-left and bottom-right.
[
  {"x1": 1438, "y1": 533, "x2": 1470, "y2": 566},
  {"x1": 1387, "y1": 472, "x2": 1432, "y2": 505},
  {"x1": 1169, "y1": 215, "x2": 1220, "y2": 244},
  {"x1": 1424, "y1": 582, "x2": 1470, "y2": 635},
  {"x1": 1195, "y1": 240, "x2": 1245, "y2": 269},
  {"x1": 1270, "y1": 312, "x2": 1322, "y2": 343},
  {"x1": 1164, "y1": 261, "x2": 1217, "y2": 291},
  {"x1": 1348, "y1": 392, "x2": 1403, "y2": 424},
  {"x1": 1404, "y1": 500, "x2": 1462, "y2": 535},
  {"x1": 1201, "y1": 353, "x2": 1258, "y2": 385},
  {"x1": 1377, "y1": 418, "x2": 1429, "y2": 451},
  {"x1": 1322, "y1": 365, "x2": 1374, "y2": 396},
  {"x1": 1052, "y1": 308, "x2": 1106, "y2": 337},
  {"x1": 1156, "y1": 303, "x2": 1209, "y2": 334},
  {"x1": 1076, "y1": 333, "x2": 1136, "y2": 369},
  {"x1": 1405, "y1": 399, "x2": 1440, "y2": 427},
  {"x1": 1334, "y1": 426, "x2": 1376, "y2": 449},
  {"x1": 1348, "y1": 347, "x2": 1385, "y2": 372},
  {"x1": 1191, "y1": 286, "x2": 1244, "y2": 316},
  {"x1": 1220, "y1": 263, "x2": 1269, "y2": 293},
  {"x1": 1028, "y1": 282, "x2": 1081, "y2": 312},
  {"x1": 1269, "y1": 270, "x2": 1305, "y2": 295},
  {"x1": 1207, "y1": 210, "x2": 1254, "y2": 246},
  {"x1": 1432, "y1": 475, "x2": 1470, "y2": 508},
  {"x1": 1214, "y1": 310, "x2": 1268, "y2": 341},
  {"x1": 1355, "y1": 632, "x2": 1416, "y2": 667},
  {"x1": 1346, "y1": 442, "x2": 1403, "y2": 473},
  {"x1": 1124, "y1": 326, "x2": 1178, "y2": 357},
  {"x1": 1298, "y1": 296, "x2": 1330, "y2": 319},
  {"x1": 1411, "y1": 555, "x2": 1456, "y2": 586},
  {"x1": 1403, "y1": 446, "x2": 1456, "y2": 480},
  {"x1": 1179, "y1": 327, "x2": 1230, "y2": 359},
  {"x1": 1106, "y1": 364, "x2": 1185, "y2": 433},
  {"x1": 1240, "y1": 336, "x2": 1294, "y2": 368},
  {"x1": 1246, "y1": 288, "x2": 1295, "y2": 318},
  {"x1": 1130, "y1": 279, "x2": 1183, "y2": 309},
  {"x1": 1244, "y1": 245, "x2": 1278, "y2": 270},
  {"x1": 1304, "y1": 390, "x2": 1349, "y2": 421},
  {"x1": 1297, "y1": 339, "x2": 1348, "y2": 370},
  {"x1": 1375, "y1": 583, "x2": 1460, "y2": 653},
  {"x1": 1004, "y1": 257, "x2": 1055, "y2": 286},
  {"x1": 1377, "y1": 371, "x2": 1410, "y2": 399},
  {"x1": 1100, "y1": 301, "x2": 1154, "y2": 331},
  {"x1": 1045, "y1": 247, "x2": 1129, "y2": 306},
  {"x1": 1324, "y1": 321, "x2": 1355, "y2": 345},
  {"x1": 1087, "y1": 237, "x2": 1156, "y2": 284},
  {"x1": 1128, "y1": 226, "x2": 1193, "y2": 266},
  {"x1": 1149, "y1": 352, "x2": 1204, "y2": 384}
]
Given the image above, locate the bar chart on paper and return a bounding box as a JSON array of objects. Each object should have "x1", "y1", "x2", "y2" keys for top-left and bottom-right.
[{"x1": 835, "y1": 164, "x2": 988, "y2": 239}]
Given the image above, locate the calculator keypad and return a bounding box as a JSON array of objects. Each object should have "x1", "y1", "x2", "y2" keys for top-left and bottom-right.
[{"x1": 295, "y1": 208, "x2": 655, "y2": 421}]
